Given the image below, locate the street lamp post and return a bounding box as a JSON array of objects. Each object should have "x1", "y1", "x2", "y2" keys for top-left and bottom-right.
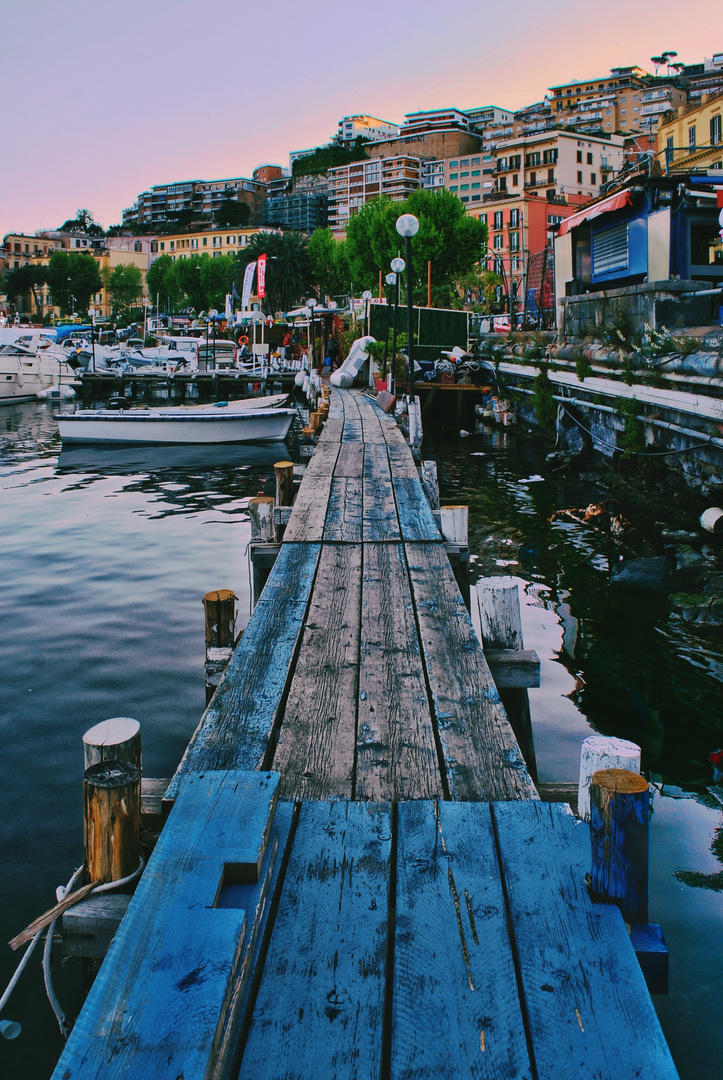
[
  {"x1": 390, "y1": 256, "x2": 405, "y2": 396},
  {"x1": 362, "y1": 289, "x2": 372, "y2": 338},
  {"x1": 395, "y1": 214, "x2": 419, "y2": 404},
  {"x1": 307, "y1": 297, "x2": 317, "y2": 369},
  {"x1": 382, "y1": 272, "x2": 396, "y2": 384}
]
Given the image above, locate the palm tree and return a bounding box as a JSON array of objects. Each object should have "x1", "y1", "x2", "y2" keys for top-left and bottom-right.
[{"x1": 239, "y1": 232, "x2": 316, "y2": 315}]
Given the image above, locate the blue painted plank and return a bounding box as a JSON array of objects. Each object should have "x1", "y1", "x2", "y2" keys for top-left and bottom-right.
[
  {"x1": 392, "y1": 801, "x2": 532, "y2": 1079},
  {"x1": 303, "y1": 441, "x2": 340, "y2": 478},
  {"x1": 318, "y1": 417, "x2": 343, "y2": 442},
  {"x1": 333, "y1": 442, "x2": 364, "y2": 478},
  {"x1": 493, "y1": 801, "x2": 680, "y2": 1080},
  {"x1": 405, "y1": 542, "x2": 536, "y2": 801},
  {"x1": 342, "y1": 417, "x2": 363, "y2": 442},
  {"x1": 52, "y1": 772, "x2": 280, "y2": 1080},
  {"x1": 166, "y1": 544, "x2": 321, "y2": 800},
  {"x1": 393, "y1": 476, "x2": 442, "y2": 541},
  {"x1": 238, "y1": 801, "x2": 391, "y2": 1080}
]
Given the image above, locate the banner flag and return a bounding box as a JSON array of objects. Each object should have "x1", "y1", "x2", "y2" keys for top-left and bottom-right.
[
  {"x1": 241, "y1": 261, "x2": 256, "y2": 310},
  {"x1": 225, "y1": 293, "x2": 233, "y2": 321},
  {"x1": 257, "y1": 253, "x2": 267, "y2": 299}
]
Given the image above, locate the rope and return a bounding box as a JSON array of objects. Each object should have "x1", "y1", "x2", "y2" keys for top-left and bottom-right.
[{"x1": 554, "y1": 398, "x2": 713, "y2": 458}]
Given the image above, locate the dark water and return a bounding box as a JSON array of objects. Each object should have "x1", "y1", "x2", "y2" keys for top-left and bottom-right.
[{"x1": 1, "y1": 404, "x2": 721, "y2": 1078}]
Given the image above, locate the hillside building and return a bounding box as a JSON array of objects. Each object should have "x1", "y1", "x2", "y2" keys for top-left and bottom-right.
[
  {"x1": 657, "y1": 91, "x2": 723, "y2": 172},
  {"x1": 337, "y1": 115, "x2": 400, "y2": 144},
  {"x1": 327, "y1": 156, "x2": 421, "y2": 235},
  {"x1": 123, "y1": 176, "x2": 266, "y2": 229}
]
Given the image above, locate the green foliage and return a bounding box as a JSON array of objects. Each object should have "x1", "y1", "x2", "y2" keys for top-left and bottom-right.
[
  {"x1": 307, "y1": 227, "x2": 350, "y2": 302},
  {"x1": 344, "y1": 189, "x2": 487, "y2": 305},
  {"x1": 146, "y1": 254, "x2": 179, "y2": 310},
  {"x1": 46, "y1": 250, "x2": 102, "y2": 315},
  {"x1": 339, "y1": 323, "x2": 362, "y2": 357},
  {"x1": 292, "y1": 141, "x2": 368, "y2": 179},
  {"x1": 237, "y1": 232, "x2": 314, "y2": 314},
  {"x1": 214, "y1": 198, "x2": 251, "y2": 228},
  {"x1": 145, "y1": 254, "x2": 236, "y2": 313},
  {"x1": 600, "y1": 305, "x2": 639, "y2": 352},
  {"x1": 615, "y1": 396, "x2": 645, "y2": 455},
  {"x1": 4, "y1": 263, "x2": 47, "y2": 308},
  {"x1": 58, "y1": 209, "x2": 104, "y2": 237},
  {"x1": 101, "y1": 263, "x2": 142, "y2": 319},
  {"x1": 575, "y1": 350, "x2": 593, "y2": 381},
  {"x1": 532, "y1": 364, "x2": 557, "y2": 435}
]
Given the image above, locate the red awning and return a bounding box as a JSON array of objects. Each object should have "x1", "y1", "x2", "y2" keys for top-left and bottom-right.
[{"x1": 557, "y1": 189, "x2": 633, "y2": 235}]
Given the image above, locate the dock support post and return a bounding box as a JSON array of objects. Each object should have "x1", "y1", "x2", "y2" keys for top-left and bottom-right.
[
  {"x1": 590, "y1": 768, "x2": 650, "y2": 924},
  {"x1": 274, "y1": 460, "x2": 295, "y2": 541},
  {"x1": 203, "y1": 589, "x2": 237, "y2": 703},
  {"x1": 420, "y1": 460, "x2": 440, "y2": 509},
  {"x1": 249, "y1": 496, "x2": 278, "y2": 608},
  {"x1": 83, "y1": 760, "x2": 141, "y2": 885},
  {"x1": 438, "y1": 505, "x2": 469, "y2": 608},
  {"x1": 578, "y1": 735, "x2": 641, "y2": 823},
  {"x1": 476, "y1": 578, "x2": 538, "y2": 783},
  {"x1": 83, "y1": 716, "x2": 141, "y2": 772}
]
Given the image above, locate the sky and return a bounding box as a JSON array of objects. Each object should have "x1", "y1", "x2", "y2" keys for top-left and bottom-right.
[{"x1": 1, "y1": 0, "x2": 719, "y2": 238}]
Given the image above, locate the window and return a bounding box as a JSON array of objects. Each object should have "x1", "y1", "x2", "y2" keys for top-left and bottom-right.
[
  {"x1": 461, "y1": 196, "x2": 469, "y2": 202},
  {"x1": 494, "y1": 211, "x2": 503, "y2": 229},
  {"x1": 530, "y1": 171, "x2": 537, "y2": 185},
  {"x1": 587, "y1": 153, "x2": 593, "y2": 164},
  {"x1": 509, "y1": 231, "x2": 520, "y2": 251},
  {"x1": 577, "y1": 171, "x2": 583, "y2": 183},
  {"x1": 471, "y1": 157, "x2": 480, "y2": 164},
  {"x1": 711, "y1": 114, "x2": 722, "y2": 145},
  {"x1": 512, "y1": 173, "x2": 519, "y2": 186},
  {"x1": 510, "y1": 208, "x2": 519, "y2": 226},
  {"x1": 460, "y1": 158, "x2": 469, "y2": 166},
  {"x1": 548, "y1": 168, "x2": 555, "y2": 183},
  {"x1": 666, "y1": 136, "x2": 674, "y2": 168},
  {"x1": 170, "y1": 241, "x2": 175, "y2": 251},
  {"x1": 576, "y1": 150, "x2": 583, "y2": 162},
  {"x1": 203, "y1": 238, "x2": 207, "y2": 246},
  {"x1": 450, "y1": 185, "x2": 458, "y2": 192},
  {"x1": 689, "y1": 126, "x2": 697, "y2": 152},
  {"x1": 449, "y1": 172, "x2": 458, "y2": 180},
  {"x1": 450, "y1": 159, "x2": 458, "y2": 166},
  {"x1": 471, "y1": 194, "x2": 481, "y2": 201},
  {"x1": 499, "y1": 177, "x2": 507, "y2": 191},
  {"x1": 592, "y1": 222, "x2": 628, "y2": 275},
  {"x1": 471, "y1": 169, "x2": 480, "y2": 176},
  {"x1": 591, "y1": 173, "x2": 597, "y2": 184},
  {"x1": 460, "y1": 171, "x2": 469, "y2": 177},
  {"x1": 160, "y1": 242, "x2": 165, "y2": 251},
  {"x1": 493, "y1": 233, "x2": 504, "y2": 249},
  {"x1": 472, "y1": 182, "x2": 481, "y2": 189},
  {"x1": 460, "y1": 183, "x2": 470, "y2": 190}
]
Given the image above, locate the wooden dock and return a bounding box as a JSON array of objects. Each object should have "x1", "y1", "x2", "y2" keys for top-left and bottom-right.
[{"x1": 51, "y1": 388, "x2": 680, "y2": 1080}]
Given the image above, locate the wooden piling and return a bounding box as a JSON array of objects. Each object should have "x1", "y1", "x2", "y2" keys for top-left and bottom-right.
[
  {"x1": 274, "y1": 460, "x2": 295, "y2": 507},
  {"x1": 203, "y1": 589, "x2": 237, "y2": 649},
  {"x1": 83, "y1": 717, "x2": 141, "y2": 772},
  {"x1": 578, "y1": 735, "x2": 641, "y2": 823},
  {"x1": 420, "y1": 460, "x2": 440, "y2": 510},
  {"x1": 309, "y1": 411, "x2": 323, "y2": 433},
  {"x1": 249, "y1": 496, "x2": 275, "y2": 542},
  {"x1": 590, "y1": 768, "x2": 650, "y2": 924},
  {"x1": 83, "y1": 761, "x2": 141, "y2": 885}
]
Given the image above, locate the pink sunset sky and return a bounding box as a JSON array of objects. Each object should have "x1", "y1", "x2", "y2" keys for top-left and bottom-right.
[{"x1": 1, "y1": 0, "x2": 719, "y2": 238}]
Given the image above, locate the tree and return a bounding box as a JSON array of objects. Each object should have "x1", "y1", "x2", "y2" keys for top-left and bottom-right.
[
  {"x1": 46, "y1": 250, "x2": 102, "y2": 315},
  {"x1": 4, "y1": 264, "x2": 48, "y2": 311},
  {"x1": 344, "y1": 189, "x2": 487, "y2": 305},
  {"x1": 58, "y1": 209, "x2": 104, "y2": 237},
  {"x1": 237, "y1": 232, "x2": 315, "y2": 314},
  {"x1": 101, "y1": 263, "x2": 143, "y2": 320},
  {"x1": 146, "y1": 254, "x2": 181, "y2": 311},
  {"x1": 307, "y1": 227, "x2": 349, "y2": 302},
  {"x1": 214, "y1": 196, "x2": 251, "y2": 228}
]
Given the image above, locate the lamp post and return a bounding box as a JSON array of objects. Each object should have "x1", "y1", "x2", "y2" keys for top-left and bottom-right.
[
  {"x1": 382, "y1": 272, "x2": 396, "y2": 384},
  {"x1": 362, "y1": 289, "x2": 372, "y2": 338},
  {"x1": 307, "y1": 297, "x2": 317, "y2": 369},
  {"x1": 390, "y1": 256, "x2": 405, "y2": 395},
  {"x1": 395, "y1": 214, "x2": 419, "y2": 403}
]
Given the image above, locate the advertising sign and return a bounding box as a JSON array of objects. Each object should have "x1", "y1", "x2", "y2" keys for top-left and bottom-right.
[
  {"x1": 257, "y1": 253, "x2": 267, "y2": 299},
  {"x1": 241, "y1": 261, "x2": 257, "y2": 310}
]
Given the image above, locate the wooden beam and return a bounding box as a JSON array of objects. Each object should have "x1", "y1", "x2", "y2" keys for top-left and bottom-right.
[{"x1": 484, "y1": 648, "x2": 541, "y2": 688}]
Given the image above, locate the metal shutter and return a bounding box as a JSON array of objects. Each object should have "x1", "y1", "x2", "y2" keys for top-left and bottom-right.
[{"x1": 593, "y1": 222, "x2": 629, "y2": 275}]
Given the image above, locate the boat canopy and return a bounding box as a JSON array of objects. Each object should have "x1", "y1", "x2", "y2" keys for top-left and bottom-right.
[{"x1": 55, "y1": 324, "x2": 92, "y2": 342}]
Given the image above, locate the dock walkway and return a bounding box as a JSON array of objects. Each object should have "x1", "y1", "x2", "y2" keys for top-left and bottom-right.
[{"x1": 51, "y1": 389, "x2": 680, "y2": 1080}]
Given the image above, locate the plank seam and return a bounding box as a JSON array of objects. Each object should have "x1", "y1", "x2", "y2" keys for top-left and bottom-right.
[{"x1": 489, "y1": 801, "x2": 542, "y2": 1080}]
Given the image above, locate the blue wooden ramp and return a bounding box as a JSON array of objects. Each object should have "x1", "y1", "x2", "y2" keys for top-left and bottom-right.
[{"x1": 52, "y1": 771, "x2": 679, "y2": 1080}]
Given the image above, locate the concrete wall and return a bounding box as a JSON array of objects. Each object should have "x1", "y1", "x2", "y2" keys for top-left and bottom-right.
[{"x1": 560, "y1": 280, "x2": 716, "y2": 336}]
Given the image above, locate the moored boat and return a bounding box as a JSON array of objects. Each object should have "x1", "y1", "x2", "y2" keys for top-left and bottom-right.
[{"x1": 55, "y1": 397, "x2": 297, "y2": 445}]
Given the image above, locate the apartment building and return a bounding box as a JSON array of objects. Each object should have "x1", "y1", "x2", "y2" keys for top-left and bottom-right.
[
  {"x1": 657, "y1": 91, "x2": 723, "y2": 172},
  {"x1": 123, "y1": 176, "x2": 266, "y2": 229},
  {"x1": 3, "y1": 232, "x2": 63, "y2": 269},
  {"x1": 682, "y1": 54, "x2": 723, "y2": 104},
  {"x1": 420, "y1": 152, "x2": 490, "y2": 205},
  {"x1": 337, "y1": 115, "x2": 400, "y2": 145},
  {"x1": 327, "y1": 156, "x2": 421, "y2": 235},
  {"x1": 155, "y1": 227, "x2": 281, "y2": 261},
  {"x1": 464, "y1": 106, "x2": 514, "y2": 130},
  {"x1": 263, "y1": 174, "x2": 328, "y2": 232}
]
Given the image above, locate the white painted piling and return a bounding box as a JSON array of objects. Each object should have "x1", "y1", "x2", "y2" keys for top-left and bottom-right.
[{"x1": 578, "y1": 735, "x2": 641, "y2": 823}]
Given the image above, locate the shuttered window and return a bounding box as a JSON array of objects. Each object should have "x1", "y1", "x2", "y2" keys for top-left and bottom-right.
[{"x1": 593, "y1": 222, "x2": 629, "y2": 275}]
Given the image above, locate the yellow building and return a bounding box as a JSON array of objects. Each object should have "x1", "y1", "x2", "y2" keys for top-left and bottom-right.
[
  {"x1": 657, "y1": 92, "x2": 723, "y2": 172},
  {"x1": 155, "y1": 226, "x2": 281, "y2": 261}
]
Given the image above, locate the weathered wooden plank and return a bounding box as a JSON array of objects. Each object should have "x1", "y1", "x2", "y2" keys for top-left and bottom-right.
[
  {"x1": 342, "y1": 417, "x2": 363, "y2": 442},
  {"x1": 494, "y1": 801, "x2": 680, "y2": 1080},
  {"x1": 303, "y1": 440, "x2": 340, "y2": 478},
  {"x1": 363, "y1": 443, "x2": 400, "y2": 541},
  {"x1": 165, "y1": 545, "x2": 321, "y2": 801},
  {"x1": 392, "y1": 476, "x2": 442, "y2": 542},
  {"x1": 392, "y1": 801, "x2": 531, "y2": 1080},
  {"x1": 283, "y1": 473, "x2": 333, "y2": 542},
  {"x1": 338, "y1": 388, "x2": 361, "y2": 419},
  {"x1": 61, "y1": 894, "x2": 131, "y2": 960},
  {"x1": 385, "y1": 440, "x2": 419, "y2": 479},
  {"x1": 324, "y1": 477, "x2": 363, "y2": 542},
  {"x1": 405, "y1": 542, "x2": 537, "y2": 801},
  {"x1": 381, "y1": 420, "x2": 409, "y2": 447},
  {"x1": 238, "y1": 801, "x2": 391, "y2": 1080},
  {"x1": 317, "y1": 417, "x2": 343, "y2": 442},
  {"x1": 334, "y1": 441, "x2": 364, "y2": 478},
  {"x1": 357, "y1": 543, "x2": 442, "y2": 800},
  {"x1": 52, "y1": 772, "x2": 280, "y2": 1080},
  {"x1": 273, "y1": 545, "x2": 362, "y2": 798},
  {"x1": 485, "y1": 648, "x2": 541, "y2": 688}
]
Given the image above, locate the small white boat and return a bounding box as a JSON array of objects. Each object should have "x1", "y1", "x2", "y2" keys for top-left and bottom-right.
[{"x1": 55, "y1": 398, "x2": 297, "y2": 445}]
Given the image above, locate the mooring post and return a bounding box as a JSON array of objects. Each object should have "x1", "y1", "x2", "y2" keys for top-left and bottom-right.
[
  {"x1": 83, "y1": 716, "x2": 141, "y2": 772},
  {"x1": 203, "y1": 590, "x2": 236, "y2": 704},
  {"x1": 438, "y1": 504, "x2": 470, "y2": 609},
  {"x1": 249, "y1": 495, "x2": 275, "y2": 542},
  {"x1": 248, "y1": 496, "x2": 278, "y2": 608},
  {"x1": 420, "y1": 460, "x2": 440, "y2": 510},
  {"x1": 83, "y1": 760, "x2": 141, "y2": 885},
  {"x1": 274, "y1": 460, "x2": 294, "y2": 541},
  {"x1": 590, "y1": 767, "x2": 650, "y2": 926},
  {"x1": 309, "y1": 410, "x2": 323, "y2": 434},
  {"x1": 578, "y1": 735, "x2": 641, "y2": 823}
]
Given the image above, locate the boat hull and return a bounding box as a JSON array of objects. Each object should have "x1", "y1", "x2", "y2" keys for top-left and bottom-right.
[{"x1": 56, "y1": 406, "x2": 296, "y2": 445}]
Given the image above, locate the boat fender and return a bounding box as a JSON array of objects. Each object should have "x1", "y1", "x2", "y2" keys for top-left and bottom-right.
[
  {"x1": 106, "y1": 395, "x2": 127, "y2": 410},
  {"x1": 213, "y1": 401, "x2": 229, "y2": 408}
]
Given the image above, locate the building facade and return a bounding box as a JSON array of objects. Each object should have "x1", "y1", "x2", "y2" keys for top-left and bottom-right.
[
  {"x1": 155, "y1": 227, "x2": 281, "y2": 261},
  {"x1": 657, "y1": 92, "x2": 723, "y2": 173},
  {"x1": 337, "y1": 115, "x2": 400, "y2": 145},
  {"x1": 263, "y1": 174, "x2": 328, "y2": 233},
  {"x1": 327, "y1": 156, "x2": 421, "y2": 234},
  {"x1": 123, "y1": 176, "x2": 266, "y2": 229}
]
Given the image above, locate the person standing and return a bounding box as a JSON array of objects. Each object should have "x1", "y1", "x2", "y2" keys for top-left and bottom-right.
[{"x1": 328, "y1": 334, "x2": 340, "y2": 370}]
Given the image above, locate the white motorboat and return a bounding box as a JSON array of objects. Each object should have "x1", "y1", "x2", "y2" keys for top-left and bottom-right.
[
  {"x1": 0, "y1": 330, "x2": 79, "y2": 403},
  {"x1": 55, "y1": 397, "x2": 297, "y2": 445}
]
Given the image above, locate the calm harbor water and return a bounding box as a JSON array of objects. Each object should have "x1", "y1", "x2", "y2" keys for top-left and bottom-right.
[{"x1": 1, "y1": 400, "x2": 721, "y2": 1079}]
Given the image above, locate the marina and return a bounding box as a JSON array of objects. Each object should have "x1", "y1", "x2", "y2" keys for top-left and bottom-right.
[{"x1": 1, "y1": 393, "x2": 721, "y2": 1075}]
